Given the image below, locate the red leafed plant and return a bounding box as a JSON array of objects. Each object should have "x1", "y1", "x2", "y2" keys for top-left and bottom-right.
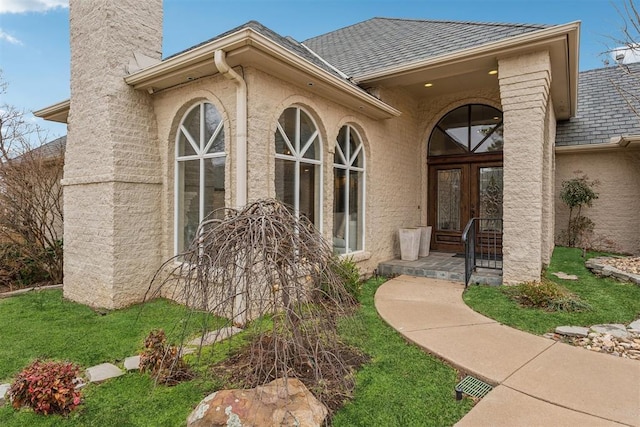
[{"x1": 8, "y1": 360, "x2": 82, "y2": 416}]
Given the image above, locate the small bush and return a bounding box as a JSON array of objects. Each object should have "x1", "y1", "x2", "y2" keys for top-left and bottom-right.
[
  {"x1": 502, "y1": 278, "x2": 591, "y2": 312},
  {"x1": 8, "y1": 360, "x2": 82, "y2": 416},
  {"x1": 0, "y1": 242, "x2": 53, "y2": 289},
  {"x1": 320, "y1": 256, "x2": 362, "y2": 303},
  {"x1": 139, "y1": 329, "x2": 192, "y2": 386}
]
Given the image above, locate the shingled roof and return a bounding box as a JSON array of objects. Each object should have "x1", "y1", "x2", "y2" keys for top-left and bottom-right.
[
  {"x1": 24, "y1": 135, "x2": 66, "y2": 160},
  {"x1": 303, "y1": 17, "x2": 550, "y2": 78},
  {"x1": 556, "y1": 63, "x2": 640, "y2": 146},
  {"x1": 165, "y1": 20, "x2": 351, "y2": 83}
]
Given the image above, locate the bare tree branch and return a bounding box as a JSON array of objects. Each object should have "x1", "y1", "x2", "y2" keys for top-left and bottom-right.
[{"x1": 0, "y1": 72, "x2": 64, "y2": 287}]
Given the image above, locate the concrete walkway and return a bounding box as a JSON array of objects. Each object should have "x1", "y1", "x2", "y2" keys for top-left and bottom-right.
[{"x1": 375, "y1": 275, "x2": 640, "y2": 426}]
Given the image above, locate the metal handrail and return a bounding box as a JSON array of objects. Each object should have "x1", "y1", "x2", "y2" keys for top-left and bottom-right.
[{"x1": 462, "y1": 218, "x2": 503, "y2": 288}]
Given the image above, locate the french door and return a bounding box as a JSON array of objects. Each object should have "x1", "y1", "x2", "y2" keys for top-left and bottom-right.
[{"x1": 428, "y1": 161, "x2": 503, "y2": 253}]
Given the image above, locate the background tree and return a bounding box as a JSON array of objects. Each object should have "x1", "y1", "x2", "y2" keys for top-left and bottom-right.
[
  {"x1": 608, "y1": 0, "x2": 640, "y2": 117},
  {"x1": 0, "y1": 72, "x2": 64, "y2": 288}
]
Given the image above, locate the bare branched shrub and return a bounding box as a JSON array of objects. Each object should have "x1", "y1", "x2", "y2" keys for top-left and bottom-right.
[
  {"x1": 0, "y1": 73, "x2": 64, "y2": 286},
  {"x1": 604, "y1": 1, "x2": 640, "y2": 118},
  {"x1": 145, "y1": 199, "x2": 364, "y2": 412}
]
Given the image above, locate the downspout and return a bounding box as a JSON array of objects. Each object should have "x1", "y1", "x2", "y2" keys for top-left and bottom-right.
[{"x1": 214, "y1": 49, "x2": 247, "y2": 208}]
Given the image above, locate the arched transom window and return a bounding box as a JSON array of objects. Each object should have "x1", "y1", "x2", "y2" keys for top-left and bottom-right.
[
  {"x1": 175, "y1": 101, "x2": 226, "y2": 253},
  {"x1": 333, "y1": 125, "x2": 365, "y2": 254},
  {"x1": 274, "y1": 106, "x2": 322, "y2": 227},
  {"x1": 429, "y1": 104, "x2": 503, "y2": 157}
]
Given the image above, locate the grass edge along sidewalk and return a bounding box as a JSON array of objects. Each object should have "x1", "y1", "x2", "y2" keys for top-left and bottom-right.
[{"x1": 463, "y1": 246, "x2": 640, "y2": 335}]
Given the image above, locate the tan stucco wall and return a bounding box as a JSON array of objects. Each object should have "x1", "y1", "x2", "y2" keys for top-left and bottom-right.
[
  {"x1": 150, "y1": 65, "x2": 509, "y2": 280},
  {"x1": 64, "y1": 0, "x2": 163, "y2": 308},
  {"x1": 499, "y1": 50, "x2": 553, "y2": 284},
  {"x1": 151, "y1": 66, "x2": 425, "y2": 276},
  {"x1": 65, "y1": 5, "x2": 569, "y2": 305},
  {"x1": 152, "y1": 75, "x2": 237, "y2": 262},
  {"x1": 541, "y1": 100, "x2": 557, "y2": 265},
  {"x1": 555, "y1": 149, "x2": 640, "y2": 255}
]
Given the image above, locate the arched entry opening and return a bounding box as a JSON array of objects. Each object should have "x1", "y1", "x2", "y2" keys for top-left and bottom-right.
[{"x1": 427, "y1": 104, "x2": 503, "y2": 253}]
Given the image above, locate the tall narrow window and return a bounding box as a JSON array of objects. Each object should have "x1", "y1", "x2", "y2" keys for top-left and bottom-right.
[
  {"x1": 274, "y1": 106, "x2": 322, "y2": 227},
  {"x1": 175, "y1": 102, "x2": 225, "y2": 253},
  {"x1": 333, "y1": 125, "x2": 365, "y2": 254}
]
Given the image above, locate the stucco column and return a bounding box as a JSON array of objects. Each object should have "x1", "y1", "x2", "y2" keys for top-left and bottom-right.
[
  {"x1": 498, "y1": 51, "x2": 552, "y2": 284},
  {"x1": 64, "y1": 0, "x2": 163, "y2": 308},
  {"x1": 541, "y1": 101, "x2": 556, "y2": 266}
]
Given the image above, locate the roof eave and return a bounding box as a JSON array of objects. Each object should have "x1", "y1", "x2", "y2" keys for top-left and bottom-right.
[
  {"x1": 33, "y1": 99, "x2": 70, "y2": 124},
  {"x1": 556, "y1": 134, "x2": 640, "y2": 153},
  {"x1": 355, "y1": 22, "x2": 580, "y2": 119},
  {"x1": 125, "y1": 28, "x2": 401, "y2": 120}
]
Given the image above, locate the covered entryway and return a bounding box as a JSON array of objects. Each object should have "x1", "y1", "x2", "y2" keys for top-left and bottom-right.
[{"x1": 427, "y1": 104, "x2": 504, "y2": 253}]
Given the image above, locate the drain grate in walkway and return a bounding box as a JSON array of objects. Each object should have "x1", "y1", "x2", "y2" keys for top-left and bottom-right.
[{"x1": 455, "y1": 376, "x2": 493, "y2": 400}]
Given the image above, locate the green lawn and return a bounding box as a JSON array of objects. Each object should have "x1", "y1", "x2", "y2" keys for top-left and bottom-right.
[
  {"x1": 463, "y1": 246, "x2": 640, "y2": 335},
  {"x1": 334, "y1": 278, "x2": 473, "y2": 426},
  {"x1": 7, "y1": 248, "x2": 629, "y2": 426},
  {"x1": 0, "y1": 290, "x2": 219, "y2": 426},
  {"x1": 0, "y1": 281, "x2": 473, "y2": 426}
]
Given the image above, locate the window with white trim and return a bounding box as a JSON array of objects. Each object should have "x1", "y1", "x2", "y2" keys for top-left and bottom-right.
[
  {"x1": 175, "y1": 102, "x2": 225, "y2": 253},
  {"x1": 274, "y1": 106, "x2": 322, "y2": 228},
  {"x1": 333, "y1": 125, "x2": 365, "y2": 254}
]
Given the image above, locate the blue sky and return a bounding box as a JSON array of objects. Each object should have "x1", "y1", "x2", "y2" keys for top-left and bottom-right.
[{"x1": 0, "y1": 0, "x2": 632, "y2": 142}]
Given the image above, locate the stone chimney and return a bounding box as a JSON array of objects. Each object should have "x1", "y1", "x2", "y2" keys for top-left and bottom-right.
[{"x1": 65, "y1": 0, "x2": 163, "y2": 308}]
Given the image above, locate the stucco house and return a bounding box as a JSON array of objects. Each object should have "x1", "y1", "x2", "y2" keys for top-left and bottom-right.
[{"x1": 35, "y1": 1, "x2": 639, "y2": 309}]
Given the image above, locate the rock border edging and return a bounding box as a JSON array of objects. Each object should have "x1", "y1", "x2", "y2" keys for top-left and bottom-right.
[
  {"x1": 0, "y1": 284, "x2": 64, "y2": 299},
  {"x1": 585, "y1": 257, "x2": 640, "y2": 285}
]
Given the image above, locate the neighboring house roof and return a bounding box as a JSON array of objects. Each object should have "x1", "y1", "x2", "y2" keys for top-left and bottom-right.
[
  {"x1": 556, "y1": 63, "x2": 640, "y2": 146},
  {"x1": 8, "y1": 135, "x2": 66, "y2": 163},
  {"x1": 30, "y1": 135, "x2": 66, "y2": 159},
  {"x1": 303, "y1": 17, "x2": 550, "y2": 78}
]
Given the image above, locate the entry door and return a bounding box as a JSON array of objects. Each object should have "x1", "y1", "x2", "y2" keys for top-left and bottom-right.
[{"x1": 428, "y1": 162, "x2": 503, "y2": 253}]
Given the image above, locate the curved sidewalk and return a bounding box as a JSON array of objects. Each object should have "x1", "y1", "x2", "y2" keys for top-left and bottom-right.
[{"x1": 375, "y1": 275, "x2": 640, "y2": 426}]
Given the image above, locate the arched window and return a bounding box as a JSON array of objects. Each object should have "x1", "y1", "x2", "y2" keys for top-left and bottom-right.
[
  {"x1": 274, "y1": 106, "x2": 322, "y2": 227},
  {"x1": 429, "y1": 104, "x2": 503, "y2": 157},
  {"x1": 333, "y1": 125, "x2": 365, "y2": 254},
  {"x1": 175, "y1": 102, "x2": 225, "y2": 253}
]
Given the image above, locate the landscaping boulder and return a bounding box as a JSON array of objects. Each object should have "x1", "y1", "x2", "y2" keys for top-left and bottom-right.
[{"x1": 187, "y1": 377, "x2": 327, "y2": 427}]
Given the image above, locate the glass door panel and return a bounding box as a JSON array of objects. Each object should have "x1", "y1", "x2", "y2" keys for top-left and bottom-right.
[
  {"x1": 437, "y1": 169, "x2": 461, "y2": 231},
  {"x1": 470, "y1": 163, "x2": 503, "y2": 256},
  {"x1": 429, "y1": 164, "x2": 469, "y2": 252},
  {"x1": 478, "y1": 166, "x2": 503, "y2": 232}
]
